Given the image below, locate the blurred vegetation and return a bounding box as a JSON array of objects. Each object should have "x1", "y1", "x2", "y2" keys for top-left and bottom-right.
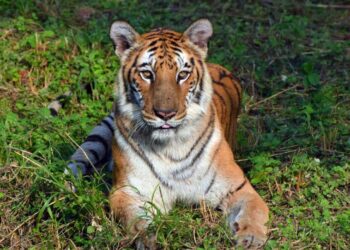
[{"x1": 0, "y1": 0, "x2": 349, "y2": 249}]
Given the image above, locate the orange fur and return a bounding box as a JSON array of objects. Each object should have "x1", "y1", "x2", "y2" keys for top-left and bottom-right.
[{"x1": 209, "y1": 63, "x2": 242, "y2": 149}]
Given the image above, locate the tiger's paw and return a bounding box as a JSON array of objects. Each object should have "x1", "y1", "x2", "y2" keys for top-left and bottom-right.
[
  {"x1": 230, "y1": 221, "x2": 267, "y2": 249},
  {"x1": 235, "y1": 233, "x2": 266, "y2": 249}
]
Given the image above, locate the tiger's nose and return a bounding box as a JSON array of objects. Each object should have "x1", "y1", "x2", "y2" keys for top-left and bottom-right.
[{"x1": 153, "y1": 108, "x2": 177, "y2": 121}]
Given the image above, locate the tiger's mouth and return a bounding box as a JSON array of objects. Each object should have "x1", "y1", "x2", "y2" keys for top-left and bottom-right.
[
  {"x1": 144, "y1": 118, "x2": 182, "y2": 132},
  {"x1": 158, "y1": 123, "x2": 175, "y2": 129},
  {"x1": 141, "y1": 110, "x2": 184, "y2": 131}
]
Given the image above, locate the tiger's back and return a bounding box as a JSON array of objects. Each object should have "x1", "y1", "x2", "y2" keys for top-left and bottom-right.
[{"x1": 208, "y1": 63, "x2": 242, "y2": 150}]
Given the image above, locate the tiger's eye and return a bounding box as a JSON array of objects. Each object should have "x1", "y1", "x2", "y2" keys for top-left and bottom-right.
[
  {"x1": 140, "y1": 70, "x2": 153, "y2": 80},
  {"x1": 178, "y1": 71, "x2": 190, "y2": 81}
]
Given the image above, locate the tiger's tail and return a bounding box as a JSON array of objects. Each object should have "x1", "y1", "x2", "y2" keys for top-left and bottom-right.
[{"x1": 65, "y1": 113, "x2": 115, "y2": 176}]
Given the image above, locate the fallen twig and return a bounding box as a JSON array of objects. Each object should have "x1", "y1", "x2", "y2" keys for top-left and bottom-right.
[
  {"x1": 245, "y1": 85, "x2": 300, "y2": 110},
  {"x1": 236, "y1": 147, "x2": 307, "y2": 162},
  {"x1": 306, "y1": 4, "x2": 350, "y2": 9}
]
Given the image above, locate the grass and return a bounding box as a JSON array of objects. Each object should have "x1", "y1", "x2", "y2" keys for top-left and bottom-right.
[{"x1": 0, "y1": 0, "x2": 349, "y2": 249}]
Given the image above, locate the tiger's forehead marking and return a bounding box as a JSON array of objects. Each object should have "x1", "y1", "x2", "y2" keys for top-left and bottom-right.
[{"x1": 137, "y1": 28, "x2": 192, "y2": 70}]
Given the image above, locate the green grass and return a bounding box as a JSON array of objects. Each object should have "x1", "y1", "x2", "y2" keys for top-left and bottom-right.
[{"x1": 0, "y1": 0, "x2": 349, "y2": 249}]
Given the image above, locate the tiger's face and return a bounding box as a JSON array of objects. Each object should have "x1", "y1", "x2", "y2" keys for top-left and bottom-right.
[{"x1": 110, "y1": 20, "x2": 213, "y2": 141}]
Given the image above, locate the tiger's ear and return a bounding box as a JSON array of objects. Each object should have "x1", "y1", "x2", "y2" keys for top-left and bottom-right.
[
  {"x1": 184, "y1": 19, "x2": 213, "y2": 55},
  {"x1": 110, "y1": 21, "x2": 139, "y2": 58}
]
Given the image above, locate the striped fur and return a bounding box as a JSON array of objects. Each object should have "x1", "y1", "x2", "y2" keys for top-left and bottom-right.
[
  {"x1": 107, "y1": 19, "x2": 269, "y2": 249},
  {"x1": 65, "y1": 113, "x2": 115, "y2": 176}
]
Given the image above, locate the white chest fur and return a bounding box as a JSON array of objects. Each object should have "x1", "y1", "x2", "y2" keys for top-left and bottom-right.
[{"x1": 114, "y1": 121, "x2": 231, "y2": 213}]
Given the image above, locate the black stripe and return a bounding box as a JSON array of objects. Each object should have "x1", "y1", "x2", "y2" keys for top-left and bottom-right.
[
  {"x1": 168, "y1": 108, "x2": 213, "y2": 162},
  {"x1": 197, "y1": 64, "x2": 205, "y2": 102},
  {"x1": 115, "y1": 118, "x2": 172, "y2": 189},
  {"x1": 122, "y1": 66, "x2": 129, "y2": 92},
  {"x1": 101, "y1": 119, "x2": 115, "y2": 134},
  {"x1": 138, "y1": 62, "x2": 149, "y2": 68},
  {"x1": 85, "y1": 135, "x2": 109, "y2": 152},
  {"x1": 171, "y1": 47, "x2": 182, "y2": 52},
  {"x1": 219, "y1": 179, "x2": 247, "y2": 206},
  {"x1": 235, "y1": 179, "x2": 247, "y2": 193},
  {"x1": 190, "y1": 57, "x2": 195, "y2": 66},
  {"x1": 213, "y1": 90, "x2": 227, "y2": 126},
  {"x1": 199, "y1": 77, "x2": 204, "y2": 92},
  {"x1": 202, "y1": 138, "x2": 222, "y2": 178},
  {"x1": 205, "y1": 172, "x2": 216, "y2": 194},
  {"x1": 148, "y1": 46, "x2": 158, "y2": 52},
  {"x1": 193, "y1": 66, "x2": 203, "y2": 104},
  {"x1": 49, "y1": 108, "x2": 58, "y2": 116},
  {"x1": 213, "y1": 80, "x2": 238, "y2": 107},
  {"x1": 131, "y1": 54, "x2": 139, "y2": 68},
  {"x1": 88, "y1": 149, "x2": 100, "y2": 161},
  {"x1": 228, "y1": 77, "x2": 241, "y2": 103},
  {"x1": 100, "y1": 148, "x2": 112, "y2": 168},
  {"x1": 164, "y1": 35, "x2": 180, "y2": 41},
  {"x1": 127, "y1": 66, "x2": 133, "y2": 83},
  {"x1": 172, "y1": 107, "x2": 215, "y2": 178},
  {"x1": 114, "y1": 102, "x2": 121, "y2": 115},
  {"x1": 194, "y1": 91, "x2": 201, "y2": 104},
  {"x1": 56, "y1": 94, "x2": 69, "y2": 102},
  {"x1": 172, "y1": 122, "x2": 214, "y2": 179},
  {"x1": 231, "y1": 81, "x2": 242, "y2": 112},
  {"x1": 219, "y1": 69, "x2": 228, "y2": 80},
  {"x1": 149, "y1": 40, "x2": 157, "y2": 46},
  {"x1": 170, "y1": 41, "x2": 180, "y2": 47},
  {"x1": 144, "y1": 34, "x2": 160, "y2": 39},
  {"x1": 130, "y1": 83, "x2": 138, "y2": 92},
  {"x1": 213, "y1": 80, "x2": 234, "y2": 141},
  {"x1": 198, "y1": 59, "x2": 203, "y2": 67},
  {"x1": 124, "y1": 54, "x2": 139, "y2": 85},
  {"x1": 196, "y1": 78, "x2": 204, "y2": 104}
]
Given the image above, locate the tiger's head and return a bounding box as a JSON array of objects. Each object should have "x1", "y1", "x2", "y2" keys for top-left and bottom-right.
[{"x1": 110, "y1": 19, "x2": 213, "y2": 142}]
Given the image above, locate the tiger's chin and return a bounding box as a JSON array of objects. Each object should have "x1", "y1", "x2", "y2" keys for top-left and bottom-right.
[{"x1": 150, "y1": 127, "x2": 177, "y2": 142}]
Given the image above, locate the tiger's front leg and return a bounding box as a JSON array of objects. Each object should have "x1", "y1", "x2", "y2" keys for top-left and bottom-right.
[
  {"x1": 223, "y1": 181, "x2": 269, "y2": 249},
  {"x1": 209, "y1": 142, "x2": 269, "y2": 249},
  {"x1": 109, "y1": 188, "x2": 158, "y2": 250}
]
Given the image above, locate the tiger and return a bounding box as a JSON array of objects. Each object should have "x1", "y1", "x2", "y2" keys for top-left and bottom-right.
[
  {"x1": 63, "y1": 19, "x2": 269, "y2": 249},
  {"x1": 107, "y1": 19, "x2": 269, "y2": 249}
]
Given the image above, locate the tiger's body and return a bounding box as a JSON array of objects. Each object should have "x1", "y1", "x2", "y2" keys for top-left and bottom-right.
[
  {"x1": 111, "y1": 63, "x2": 241, "y2": 209},
  {"x1": 104, "y1": 20, "x2": 269, "y2": 249}
]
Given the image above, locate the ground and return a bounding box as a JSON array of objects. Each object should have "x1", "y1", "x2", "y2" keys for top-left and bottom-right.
[{"x1": 0, "y1": 1, "x2": 349, "y2": 249}]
